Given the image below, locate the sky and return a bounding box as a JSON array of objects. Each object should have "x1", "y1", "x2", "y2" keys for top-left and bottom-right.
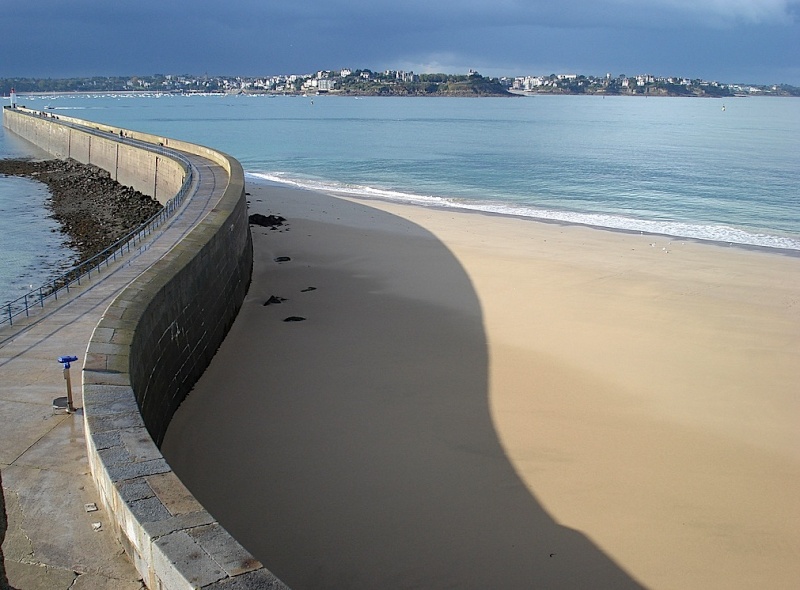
[{"x1": 1, "y1": 0, "x2": 799, "y2": 85}]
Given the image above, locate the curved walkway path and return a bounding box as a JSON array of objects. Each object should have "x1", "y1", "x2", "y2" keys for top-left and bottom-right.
[{"x1": 0, "y1": 149, "x2": 228, "y2": 589}]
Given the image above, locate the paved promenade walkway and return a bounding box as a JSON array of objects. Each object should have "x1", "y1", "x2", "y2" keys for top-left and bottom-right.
[{"x1": 0, "y1": 149, "x2": 229, "y2": 589}]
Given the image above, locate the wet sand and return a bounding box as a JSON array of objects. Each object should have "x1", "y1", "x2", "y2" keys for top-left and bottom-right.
[{"x1": 163, "y1": 179, "x2": 800, "y2": 589}]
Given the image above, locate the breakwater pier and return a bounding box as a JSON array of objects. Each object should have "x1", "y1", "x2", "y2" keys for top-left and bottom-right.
[{"x1": 1, "y1": 107, "x2": 287, "y2": 589}]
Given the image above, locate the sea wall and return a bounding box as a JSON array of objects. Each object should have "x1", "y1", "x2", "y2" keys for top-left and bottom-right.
[
  {"x1": 3, "y1": 107, "x2": 185, "y2": 204},
  {"x1": 2, "y1": 107, "x2": 287, "y2": 589}
]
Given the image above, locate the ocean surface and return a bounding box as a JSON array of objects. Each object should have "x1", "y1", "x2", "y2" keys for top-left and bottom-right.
[
  {"x1": 0, "y1": 126, "x2": 77, "y2": 301},
  {"x1": 2, "y1": 92, "x2": 799, "y2": 302}
]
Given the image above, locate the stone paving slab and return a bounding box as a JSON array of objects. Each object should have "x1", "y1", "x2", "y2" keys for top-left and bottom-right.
[{"x1": 0, "y1": 401, "x2": 60, "y2": 466}]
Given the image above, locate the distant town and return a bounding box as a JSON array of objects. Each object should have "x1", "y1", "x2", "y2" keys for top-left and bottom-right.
[{"x1": 2, "y1": 69, "x2": 799, "y2": 98}]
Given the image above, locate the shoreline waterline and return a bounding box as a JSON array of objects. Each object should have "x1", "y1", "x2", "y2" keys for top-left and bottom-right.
[
  {"x1": 3, "y1": 93, "x2": 798, "y2": 264},
  {"x1": 2, "y1": 154, "x2": 796, "y2": 306},
  {"x1": 247, "y1": 172, "x2": 800, "y2": 256},
  {"x1": 165, "y1": 178, "x2": 800, "y2": 589}
]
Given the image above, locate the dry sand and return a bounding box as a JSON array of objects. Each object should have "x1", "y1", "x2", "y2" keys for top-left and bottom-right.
[{"x1": 163, "y1": 179, "x2": 800, "y2": 589}]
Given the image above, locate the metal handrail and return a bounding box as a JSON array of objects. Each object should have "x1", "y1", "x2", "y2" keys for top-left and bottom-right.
[{"x1": 1, "y1": 114, "x2": 195, "y2": 327}]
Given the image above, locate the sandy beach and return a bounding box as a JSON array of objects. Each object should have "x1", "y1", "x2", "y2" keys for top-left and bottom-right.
[{"x1": 163, "y1": 179, "x2": 800, "y2": 589}]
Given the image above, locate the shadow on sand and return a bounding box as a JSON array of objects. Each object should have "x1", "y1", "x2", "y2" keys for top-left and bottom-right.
[{"x1": 162, "y1": 189, "x2": 645, "y2": 589}]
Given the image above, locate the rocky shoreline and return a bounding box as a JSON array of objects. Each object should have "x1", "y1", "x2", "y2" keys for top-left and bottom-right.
[{"x1": 0, "y1": 158, "x2": 163, "y2": 264}]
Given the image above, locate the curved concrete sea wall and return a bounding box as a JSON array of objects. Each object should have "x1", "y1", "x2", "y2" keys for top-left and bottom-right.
[
  {"x1": 3, "y1": 108, "x2": 287, "y2": 589},
  {"x1": 4, "y1": 107, "x2": 185, "y2": 204}
]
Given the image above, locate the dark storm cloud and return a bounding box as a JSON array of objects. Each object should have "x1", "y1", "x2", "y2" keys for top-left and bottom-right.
[{"x1": 1, "y1": 0, "x2": 798, "y2": 84}]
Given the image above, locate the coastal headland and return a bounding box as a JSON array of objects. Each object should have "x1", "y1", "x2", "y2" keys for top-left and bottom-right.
[
  {"x1": 3, "y1": 71, "x2": 799, "y2": 97},
  {"x1": 165, "y1": 179, "x2": 800, "y2": 589}
]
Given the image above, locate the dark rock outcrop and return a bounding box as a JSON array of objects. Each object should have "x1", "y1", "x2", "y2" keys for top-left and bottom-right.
[{"x1": 249, "y1": 213, "x2": 286, "y2": 228}]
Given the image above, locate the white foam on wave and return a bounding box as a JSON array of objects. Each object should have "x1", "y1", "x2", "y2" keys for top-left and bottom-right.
[
  {"x1": 466, "y1": 201, "x2": 800, "y2": 251},
  {"x1": 249, "y1": 171, "x2": 451, "y2": 206},
  {"x1": 248, "y1": 171, "x2": 800, "y2": 251}
]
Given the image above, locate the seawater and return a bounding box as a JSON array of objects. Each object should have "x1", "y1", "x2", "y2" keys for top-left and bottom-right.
[
  {"x1": 2, "y1": 93, "x2": 799, "y2": 300},
  {"x1": 0, "y1": 125, "x2": 78, "y2": 302}
]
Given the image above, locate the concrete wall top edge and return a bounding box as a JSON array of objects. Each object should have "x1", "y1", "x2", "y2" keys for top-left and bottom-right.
[{"x1": 12, "y1": 106, "x2": 240, "y2": 178}]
